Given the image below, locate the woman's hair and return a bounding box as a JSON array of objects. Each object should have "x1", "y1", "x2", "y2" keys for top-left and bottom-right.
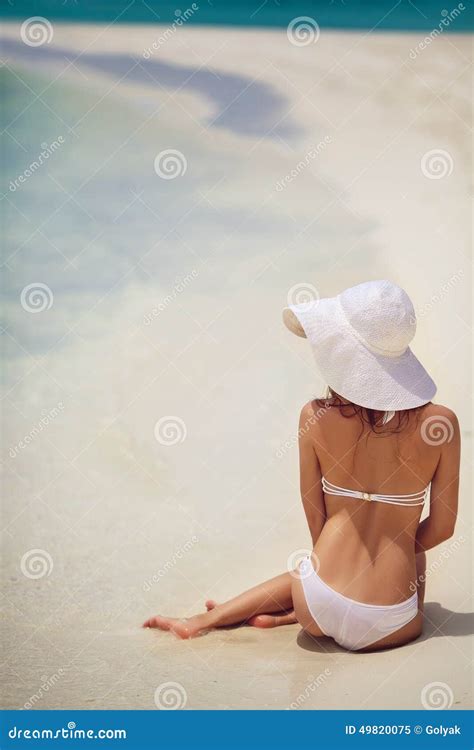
[{"x1": 315, "y1": 387, "x2": 427, "y2": 436}]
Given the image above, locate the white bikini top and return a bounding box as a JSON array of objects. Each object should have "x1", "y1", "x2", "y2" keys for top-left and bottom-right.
[
  {"x1": 322, "y1": 477, "x2": 428, "y2": 507},
  {"x1": 320, "y1": 411, "x2": 428, "y2": 507}
]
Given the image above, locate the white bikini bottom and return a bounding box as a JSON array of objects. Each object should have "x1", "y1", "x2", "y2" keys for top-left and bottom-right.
[{"x1": 299, "y1": 556, "x2": 419, "y2": 651}]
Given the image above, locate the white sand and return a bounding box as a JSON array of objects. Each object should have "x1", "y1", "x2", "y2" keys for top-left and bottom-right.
[{"x1": 1, "y1": 22, "x2": 472, "y2": 710}]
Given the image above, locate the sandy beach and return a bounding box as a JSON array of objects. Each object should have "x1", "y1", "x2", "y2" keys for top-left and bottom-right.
[{"x1": 1, "y1": 21, "x2": 472, "y2": 710}]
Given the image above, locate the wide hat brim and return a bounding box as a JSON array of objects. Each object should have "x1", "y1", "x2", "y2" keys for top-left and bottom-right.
[{"x1": 283, "y1": 296, "x2": 436, "y2": 411}]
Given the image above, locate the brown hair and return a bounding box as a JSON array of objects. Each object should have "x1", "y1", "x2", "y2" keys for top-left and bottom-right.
[{"x1": 315, "y1": 387, "x2": 427, "y2": 436}]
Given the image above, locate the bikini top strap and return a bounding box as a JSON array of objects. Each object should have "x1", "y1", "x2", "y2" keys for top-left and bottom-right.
[{"x1": 321, "y1": 477, "x2": 427, "y2": 506}]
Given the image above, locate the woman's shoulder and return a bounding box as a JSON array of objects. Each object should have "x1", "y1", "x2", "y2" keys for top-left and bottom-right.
[
  {"x1": 418, "y1": 401, "x2": 459, "y2": 423},
  {"x1": 298, "y1": 399, "x2": 460, "y2": 435},
  {"x1": 298, "y1": 398, "x2": 336, "y2": 433},
  {"x1": 416, "y1": 402, "x2": 460, "y2": 444}
]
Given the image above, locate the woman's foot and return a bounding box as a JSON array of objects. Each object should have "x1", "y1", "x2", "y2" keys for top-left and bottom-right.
[
  {"x1": 142, "y1": 613, "x2": 211, "y2": 639},
  {"x1": 205, "y1": 600, "x2": 297, "y2": 628},
  {"x1": 248, "y1": 612, "x2": 298, "y2": 628},
  {"x1": 144, "y1": 572, "x2": 296, "y2": 638}
]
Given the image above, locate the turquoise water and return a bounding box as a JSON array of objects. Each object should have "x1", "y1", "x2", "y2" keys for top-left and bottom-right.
[
  {"x1": 1, "y1": 0, "x2": 473, "y2": 31},
  {"x1": 0, "y1": 54, "x2": 366, "y2": 362}
]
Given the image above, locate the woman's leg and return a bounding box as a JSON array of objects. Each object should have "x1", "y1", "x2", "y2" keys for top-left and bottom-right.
[
  {"x1": 143, "y1": 572, "x2": 296, "y2": 638},
  {"x1": 205, "y1": 599, "x2": 297, "y2": 628}
]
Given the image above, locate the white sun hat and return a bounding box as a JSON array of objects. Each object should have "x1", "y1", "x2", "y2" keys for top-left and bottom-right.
[{"x1": 283, "y1": 280, "x2": 436, "y2": 411}]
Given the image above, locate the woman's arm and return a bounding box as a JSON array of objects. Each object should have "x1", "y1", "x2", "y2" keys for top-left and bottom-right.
[
  {"x1": 415, "y1": 408, "x2": 461, "y2": 554},
  {"x1": 298, "y1": 402, "x2": 326, "y2": 547}
]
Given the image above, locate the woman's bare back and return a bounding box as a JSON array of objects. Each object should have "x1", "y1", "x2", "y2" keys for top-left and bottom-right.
[{"x1": 299, "y1": 400, "x2": 460, "y2": 605}]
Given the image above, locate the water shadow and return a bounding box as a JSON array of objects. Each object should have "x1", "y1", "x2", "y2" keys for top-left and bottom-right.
[{"x1": 1, "y1": 37, "x2": 300, "y2": 139}]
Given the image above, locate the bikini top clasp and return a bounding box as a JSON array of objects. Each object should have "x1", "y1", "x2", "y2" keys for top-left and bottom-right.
[{"x1": 322, "y1": 477, "x2": 427, "y2": 507}]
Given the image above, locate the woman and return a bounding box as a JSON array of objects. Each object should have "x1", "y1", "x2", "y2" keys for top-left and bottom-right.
[{"x1": 144, "y1": 280, "x2": 461, "y2": 652}]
